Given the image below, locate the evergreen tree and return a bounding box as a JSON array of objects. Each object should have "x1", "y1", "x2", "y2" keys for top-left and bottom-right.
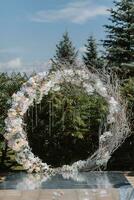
[
  {"x1": 83, "y1": 36, "x2": 103, "y2": 70},
  {"x1": 103, "y1": 0, "x2": 134, "y2": 68},
  {"x1": 53, "y1": 32, "x2": 77, "y2": 66}
]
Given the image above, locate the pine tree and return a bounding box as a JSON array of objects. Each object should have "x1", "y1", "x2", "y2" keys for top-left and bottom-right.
[
  {"x1": 83, "y1": 35, "x2": 102, "y2": 69},
  {"x1": 53, "y1": 32, "x2": 77, "y2": 66},
  {"x1": 103, "y1": 0, "x2": 134, "y2": 69}
]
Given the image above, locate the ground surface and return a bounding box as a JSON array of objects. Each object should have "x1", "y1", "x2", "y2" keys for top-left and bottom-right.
[
  {"x1": 0, "y1": 189, "x2": 120, "y2": 200},
  {"x1": 125, "y1": 172, "x2": 134, "y2": 187},
  {"x1": 0, "y1": 173, "x2": 133, "y2": 200}
]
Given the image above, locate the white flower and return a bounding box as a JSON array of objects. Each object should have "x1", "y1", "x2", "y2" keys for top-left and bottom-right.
[
  {"x1": 28, "y1": 153, "x2": 35, "y2": 160},
  {"x1": 35, "y1": 167, "x2": 41, "y2": 173},
  {"x1": 4, "y1": 127, "x2": 23, "y2": 140},
  {"x1": 83, "y1": 83, "x2": 94, "y2": 94},
  {"x1": 8, "y1": 138, "x2": 28, "y2": 152},
  {"x1": 103, "y1": 151, "x2": 110, "y2": 161},
  {"x1": 21, "y1": 86, "x2": 36, "y2": 98},
  {"x1": 5, "y1": 118, "x2": 23, "y2": 139},
  {"x1": 8, "y1": 109, "x2": 17, "y2": 118},
  {"x1": 100, "y1": 135, "x2": 106, "y2": 142},
  {"x1": 95, "y1": 79, "x2": 108, "y2": 97},
  {"x1": 100, "y1": 132, "x2": 112, "y2": 143},
  {"x1": 82, "y1": 72, "x2": 89, "y2": 80},
  {"x1": 104, "y1": 131, "x2": 112, "y2": 137},
  {"x1": 107, "y1": 114, "x2": 115, "y2": 124},
  {"x1": 64, "y1": 69, "x2": 74, "y2": 77},
  {"x1": 109, "y1": 97, "x2": 119, "y2": 114},
  {"x1": 52, "y1": 85, "x2": 61, "y2": 92},
  {"x1": 12, "y1": 92, "x2": 24, "y2": 102},
  {"x1": 41, "y1": 163, "x2": 49, "y2": 171},
  {"x1": 27, "y1": 77, "x2": 36, "y2": 86},
  {"x1": 36, "y1": 72, "x2": 47, "y2": 80},
  {"x1": 23, "y1": 160, "x2": 33, "y2": 170},
  {"x1": 96, "y1": 152, "x2": 110, "y2": 166}
]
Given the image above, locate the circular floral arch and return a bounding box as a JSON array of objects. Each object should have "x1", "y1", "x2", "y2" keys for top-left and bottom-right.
[{"x1": 4, "y1": 67, "x2": 130, "y2": 173}]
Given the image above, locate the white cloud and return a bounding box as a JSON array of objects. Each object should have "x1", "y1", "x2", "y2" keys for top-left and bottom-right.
[
  {"x1": 7, "y1": 58, "x2": 22, "y2": 68},
  {"x1": 0, "y1": 58, "x2": 22, "y2": 70},
  {"x1": 0, "y1": 58, "x2": 52, "y2": 74},
  {"x1": 30, "y1": 1, "x2": 108, "y2": 24}
]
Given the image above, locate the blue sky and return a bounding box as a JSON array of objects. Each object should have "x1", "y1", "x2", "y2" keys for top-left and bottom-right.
[{"x1": 0, "y1": 0, "x2": 113, "y2": 74}]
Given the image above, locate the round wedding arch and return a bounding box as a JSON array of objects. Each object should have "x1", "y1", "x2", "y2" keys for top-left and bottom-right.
[{"x1": 4, "y1": 66, "x2": 130, "y2": 174}]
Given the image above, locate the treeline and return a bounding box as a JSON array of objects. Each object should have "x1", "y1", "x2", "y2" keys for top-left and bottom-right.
[
  {"x1": 0, "y1": 73, "x2": 28, "y2": 170},
  {"x1": 51, "y1": 0, "x2": 133, "y2": 78},
  {"x1": 0, "y1": 0, "x2": 133, "y2": 170}
]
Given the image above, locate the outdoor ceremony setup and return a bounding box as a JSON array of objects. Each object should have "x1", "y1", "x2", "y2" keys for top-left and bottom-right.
[
  {"x1": 0, "y1": 63, "x2": 133, "y2": 200},
  {"x1": 0, "y1": 0, "x2": 133, "y2": 199},
  {"x1": 4, "y1": 65, "x2": 130, "y2": 174}
]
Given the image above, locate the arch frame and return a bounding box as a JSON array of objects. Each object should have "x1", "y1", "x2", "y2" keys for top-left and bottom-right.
[{"x1": 4, "y1": 67, "x2": 130, "y2": 173}]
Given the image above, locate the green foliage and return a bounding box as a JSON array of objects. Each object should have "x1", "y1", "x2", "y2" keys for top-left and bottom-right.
[
  {"x1": 83, "y1": 35, "x2": 103, "y2": 69},
  {"x1": 121, "y1": 78, "x2": 134, "y2": 131},
  {"x1": 0, "y1": 72, "x2": 28, "y2": 169},
  {"x1": 103, "y1": 0, "x2": 134, "y2": 69},
  {"x1": 0, "y1": 72, "x2": 27, "y2": 134},
  {"x1": 52, "y1": 32, "x2": 78, "y2": 68},
  {"x1": 26, "y1": 82, "x2": 108, "y2": 167},
  {"x1": 121, "y1": 78, "x2": 134, "y2": 102},
  {"x1": 121, "y1": 62, "x2": 134, "y2": 77}
]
